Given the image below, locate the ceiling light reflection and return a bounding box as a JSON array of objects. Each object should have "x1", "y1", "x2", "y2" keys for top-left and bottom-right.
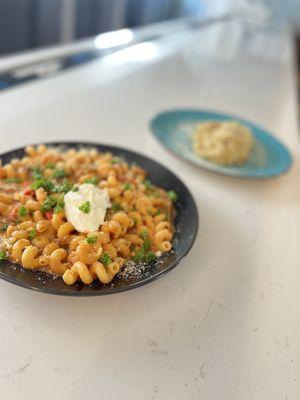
[{"x1": 94, "y1": 29, "x2": 134, "y2": 49}]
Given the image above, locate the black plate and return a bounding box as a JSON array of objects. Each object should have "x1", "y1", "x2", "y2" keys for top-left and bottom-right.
[{"x1": 0, "y1": 142, "x2": 198, "y2": 296}]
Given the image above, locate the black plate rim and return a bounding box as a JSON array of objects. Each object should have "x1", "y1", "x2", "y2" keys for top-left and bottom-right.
[{"x1": 0, "y1": 141, "x2": 199, "y2": 296}]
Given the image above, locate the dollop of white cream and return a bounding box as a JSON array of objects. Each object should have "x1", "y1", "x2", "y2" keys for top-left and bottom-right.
[{"x1": 64, "y1": 184, "x2": 110, "y2": 233}]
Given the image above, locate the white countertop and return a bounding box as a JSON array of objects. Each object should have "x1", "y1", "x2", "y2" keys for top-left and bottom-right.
[{"x1": 0, "y1": 19, "x2": 299, "y2": 400}]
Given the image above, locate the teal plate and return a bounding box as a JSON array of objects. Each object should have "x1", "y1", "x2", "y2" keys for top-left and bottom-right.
[{"x1": 150, "y1": 109, "x2": 292, "y2": 179}]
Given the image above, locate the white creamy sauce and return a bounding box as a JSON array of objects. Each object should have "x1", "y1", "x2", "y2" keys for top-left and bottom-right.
[{"x1": 64, "y1": 184, "x2": 110, "y2": 233}]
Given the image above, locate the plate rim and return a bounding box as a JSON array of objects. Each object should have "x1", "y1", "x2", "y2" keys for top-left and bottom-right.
[
  {"x1": 0, "y1": 141, "x2": 199, "y2": 296},
  {"x1": 150, "y1": 108, "x2": 293, "y2": 179}
]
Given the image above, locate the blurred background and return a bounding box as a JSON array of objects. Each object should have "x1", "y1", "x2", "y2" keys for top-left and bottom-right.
[
  {"x1": 0, "y1": 0, "x2": 300, "y2": 56},
  {"x1": 0, "y1": 0, "x2": 203, "y2": 55}
]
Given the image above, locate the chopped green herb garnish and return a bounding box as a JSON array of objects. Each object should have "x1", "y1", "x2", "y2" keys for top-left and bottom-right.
[
  {"x1": 41, "y1": 193, "x2": 66, "y2": 214},
  {"x1": 167, "y1": 190, "x2": 178, "y2": 203},
  {"x1": 71, "y1": 186, "x2": 79, "y2": 192},
  {"x1": 41, "y1": 196, "x2": 57, "y2": 213},
  {"x1": 134, "y1": 249, "x2": 147, "y2": 263},
  {"x1": 153, "y1": 209, "x2": 161, "y2": 216},
  {"x1": 143, "y1": 238, "x2": 151, "y2": 252},
  {"x1": 45, "y1": 163, "x2": 55, "y2": 169},
  {"x1": 52, "y1": 179, "x2": 72, "y2": 194},
  {"x1": 144, "y1": 252, "x2": 156, "y2": 263},
  {"x1": 0, "y1": 223, "x2": 8, "y2": 232},
  {"x1": 18, "y1": 206, "x2": 28, "y2": 217},
  {"x1": 130, "y1": 244, "x2": 136, "y2": 252},
  {"x1": 62, "y1": 180, "x2": 73, "y2": 193},
  {"x1": 4, "y1": 177, "x2": 22, "y2": 184},
  {"x1": 54, "y1": 194, "x2": 65, "y2": 213},
  {"x1": 32, "y1": 178, "x2": 54, "y2": 192},
  {"x1": 144, "y1": 180, "x2": 153, "y2": 190},
  {"x1": 84, "y1": 177, "x2": 99, "y2": 185},
  {"x1": 111, "y1": 158, "x2": 119, "y2": 164},
  {"x1": 86, "y1": 236, "x2": 98, "y2": 245},
  {"x1": 111, "y1": 202, "x2": 123, "y2": 212},
  {"x1": 28, "y1": 229, "x2": 36, "y2": 240},
  {"x1": 123, "y1": 183, "x2": 132, "y2": 191},
  {"x1": 141, "y1": 232, "x2": 151, "y2": 252},
  {"x1": 79, "y1": 201, "x2": 91, "y2": 214},
  {"x1": 32, "y1": 179, "x2": 44, "y2": 190},
  {"x1": 52, "y1": 168, "x2": 67, "y2": 179},
  {"x1": 132, "y1": 233, "x2": 155, "y2": 264},
  {"x1": 54, "y1": 205, "x2": 64, "y2": 213},
  {"x1": 101, "y1": 252, "x2": 112, "y2": 266},
  {"x1": 32, "y1": 167, "x2": 43, "y2": 180},
  {"x1": 140, "y1": 229, "x2": 148, "y2": 240},
  {"x1": 133, "y1": 250, "x2": 156, "y2": 264},
  {"x1": 0, "y1": 251, "x2": 7, "y2": 261}
]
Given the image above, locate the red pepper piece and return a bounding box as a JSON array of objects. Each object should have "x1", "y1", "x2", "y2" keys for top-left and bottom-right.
[
  {"x1": 45, "y1": 211, "x2": 53, "y2": 220},
  {"x1": 24, "y1": 189, "x2": 35, "y2": 196}
]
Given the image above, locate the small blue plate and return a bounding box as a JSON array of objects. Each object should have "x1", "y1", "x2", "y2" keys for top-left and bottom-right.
[{"x1": 150, "y1": 109, "x2": 292, "y2": 179}]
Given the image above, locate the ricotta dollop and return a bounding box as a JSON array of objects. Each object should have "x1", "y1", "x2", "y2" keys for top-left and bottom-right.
[{"x1": 64, "y1": 184, "x2": 110, "y2": 233}]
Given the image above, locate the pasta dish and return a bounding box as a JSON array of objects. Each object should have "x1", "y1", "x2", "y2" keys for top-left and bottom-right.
[
  {"x1": 0, "y1": 145, "x2": 176, "y2": 285},
  {"x1": 193, "y1": 120, "x2": 255, "y2": 166}
]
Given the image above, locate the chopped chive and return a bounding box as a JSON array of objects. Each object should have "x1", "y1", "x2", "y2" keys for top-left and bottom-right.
[
  {"x1": 86, "y1": 236, "x2": 98, "y2": 244},
  {"x1": 144, "y1": 180, "x2": 153, "y2": 190},
  {"x1": 0, "y1": 251, "x2": 7, "y2": 261},
  {"x1": 52, "y1": 168, "x2": 67, "y2": 179},
  {"x1": 140, "y1": 229, "x2": 148, "y2": 240},
  {"x1": 41, "y1": 196, "x2": 57, "y2": 213},
  {"x1": 32, "y1": 167, "x2": 43, "y2": 180},
  {"x1": 51, "y1": 179, "x2": 72, "y2": 194},
  {"x1": 32, "y1": 178, "x2": 54, "y2": 192},
  {"x1": 45, "y1": 163, "x2": 55, "y2": 169},
  {"x1": 144, "y1": 252, "x2": 156, "y2": 263},
  {"x1": 167, "y1": 190, "x2": 178, "y2": 203},
  {"x1": 143, "y1": 239, "x2": 151, "y2": 252},
  {"x1": 130, "y1": 244, "x2": 136, "y2": 252},
  {"x1": 28, "y1": 229, "x2": 36, "y2": 240},
  {"x1": 54, "y1": 194, "x2": 65, "y2": 213},
  {"x1": 18, "y1": 206, "x2": 28, "y2": 217},
  {"x1": 133, "y1": 250, "x2": 156, "y2": 264},
  {"x1": 123, "y1": 183, "x2": 132, "y2": 191},
  {"x1": 101, "y1": 252, "x2": 112, "y2": 266},
  {"x1": 132, "y1": 231, "x2": 155, "y2": 263},
  {"x1": 111, "y1": 202, "x2": 123, "y2": 212},
  {"x1": 84, "y1": 177, "x2": 99, "y2": 185},
  {"x1": 79, "y1": 201, "x2": 91, "y2": 214},
  {"x1": 0, "y1": 223, "x2": 8, "y2": 232}
]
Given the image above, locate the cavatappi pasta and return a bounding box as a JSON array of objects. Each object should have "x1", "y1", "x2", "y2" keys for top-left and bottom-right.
[{"x1": 0, "y1": 145, "x2": 177, "y2": 285}]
